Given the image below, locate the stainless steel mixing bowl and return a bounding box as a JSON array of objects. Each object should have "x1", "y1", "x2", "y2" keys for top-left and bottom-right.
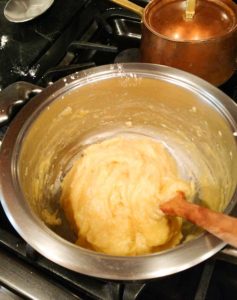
[{"x1": 0, "y1": 63, "x2": 236, "y2": 280}]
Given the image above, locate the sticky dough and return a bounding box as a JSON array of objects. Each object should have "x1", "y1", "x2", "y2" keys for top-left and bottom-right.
[{"x1": 61, "y1": 136, "x2": 192, "y2": 256}]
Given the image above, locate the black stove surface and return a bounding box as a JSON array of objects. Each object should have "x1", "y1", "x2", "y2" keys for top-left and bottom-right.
[
  {"x1": 1, "y1": 0, "x2": 237, "y2": 299},
  {"x1": 0, "y1": 0, "x2": 89, "y2": 89},
  {"x1": 0, "y1": 0, "x2": 142, "y2": 89}
]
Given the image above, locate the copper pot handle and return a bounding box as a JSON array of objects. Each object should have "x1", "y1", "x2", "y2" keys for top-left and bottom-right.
[
  {"x1": 0, "y1": 82, "x2": 43, "y2": 127},
  {"x1": 109, "y1": 0, "x2": 144, "y2": 16}
]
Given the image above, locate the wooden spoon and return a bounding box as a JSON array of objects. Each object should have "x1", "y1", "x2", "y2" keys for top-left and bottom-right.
[{"x1": 160, "y1": 192, "x2": 237, "y2": 248}]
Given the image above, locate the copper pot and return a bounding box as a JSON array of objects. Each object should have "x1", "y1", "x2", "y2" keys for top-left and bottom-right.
[{"x1": 110, "y1": 0, "x2": 237, "y2": 86}]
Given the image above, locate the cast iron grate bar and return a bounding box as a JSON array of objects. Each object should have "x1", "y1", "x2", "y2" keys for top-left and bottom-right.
[
  {"x1": 0, "y1": 227, "x2": 147, "y2": 300},
  {"x1": 68, "y1": 41, "x2": 118, "y2": 53},
  {"x1": 0, "y1": 249, "x2": 81, "y2": 300},
  {"x1": 38, "y1": 62, "x2": 96, "y2": 86},
  {"x1": 194, "y1": 260, "x2": 216, "y2": 300}
]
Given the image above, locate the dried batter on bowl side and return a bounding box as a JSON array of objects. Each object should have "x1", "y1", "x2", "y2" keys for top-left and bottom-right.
[{"x1": 60, "y1": 136, "x2": 193, "y2": 256}]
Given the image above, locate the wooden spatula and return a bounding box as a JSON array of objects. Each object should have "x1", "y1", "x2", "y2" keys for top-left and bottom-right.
[{"x1": 160, "y1": 192, "x2": 237, "y2": 248}]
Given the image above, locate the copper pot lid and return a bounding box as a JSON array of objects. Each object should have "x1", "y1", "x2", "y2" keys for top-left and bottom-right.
[{"x1": 144, "y1": 0, "x2": 237, "y2": 41}]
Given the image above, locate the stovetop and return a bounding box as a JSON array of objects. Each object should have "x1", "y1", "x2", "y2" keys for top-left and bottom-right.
[
  {"x1": 0, "y1": 0, "x2": 89, "y2": 89},
  {"x1": 0, "y1": 0, "x2": 237, "y2": 299},
  {"x1": 0, "y1": 0, "x2": 143, "y2": 90}
]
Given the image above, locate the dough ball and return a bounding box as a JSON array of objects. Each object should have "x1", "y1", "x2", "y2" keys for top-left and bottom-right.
[{"x1": 61, "y1": 136, "x2": 192, "y2": 256}]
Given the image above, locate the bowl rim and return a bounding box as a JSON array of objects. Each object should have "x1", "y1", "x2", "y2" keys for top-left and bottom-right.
[{"x1": 0, "y1": 63, "x2": 236, "y2": 280}]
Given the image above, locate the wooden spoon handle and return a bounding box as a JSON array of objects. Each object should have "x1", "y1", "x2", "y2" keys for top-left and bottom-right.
[{"x1": 160, "y1": 192, "x2": 237, "y2": 248}]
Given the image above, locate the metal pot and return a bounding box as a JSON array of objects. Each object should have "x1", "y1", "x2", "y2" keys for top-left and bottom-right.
[
  {"x1": 110, "y1": 0, "x2": 237, "y2": 86},
  {"x1": 0, "y1": 63, "x2": 237, "y2": 280}
]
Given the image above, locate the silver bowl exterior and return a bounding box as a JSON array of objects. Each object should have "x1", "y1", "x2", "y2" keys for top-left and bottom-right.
[{"x1": 0, "y1": 63, "x2": 236, "y2": 280}]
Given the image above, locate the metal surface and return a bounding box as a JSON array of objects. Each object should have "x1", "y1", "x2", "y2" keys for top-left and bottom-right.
[
  {"x1": 193, "y1": 260, "x2": 216, "y2": 300},
  {"x1": 110, "y1": 0, "x2": 144, "y2": 16},
  {"x1": 141, "y1": 0, "x2": 237, "y2": 86},
  {"x1": 144, "y1": 0, "x2": 236, "y2": 40},
  {"x1": 4, "y1": 0, "x2": 54, "y2": 23},
  {"x1": 110, "y1": 0, "x2": 237, "y2": 86},
  {"x1": 0, "y1": 249, "x2": 80, "y2": 300},
  {"x1": 0, "y1": 286, "x2": 22, "y2": 300},
  {"x1": 0, "y1": 227, "x2": 124, "y2": 300},
  {"x1": 0, "y1": 63, "x2": 237, "y2": 280},
  {"x1": 185, "y1": 0, "x2": 196, "y2": 20},
  {"x1": 221, "y1": 246, "x2": 237, "y2": 258},
  {"x1": 0, "y1": 82, "x2": 43, "y2": 126}
]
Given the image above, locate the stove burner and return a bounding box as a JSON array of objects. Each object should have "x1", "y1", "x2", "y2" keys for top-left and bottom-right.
[{"x1": 114, "y1": 48, "x2": 140, "y2": 63}]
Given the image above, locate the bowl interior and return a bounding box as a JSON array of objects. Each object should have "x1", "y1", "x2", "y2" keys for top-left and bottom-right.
[{"x1": 17, "y1": 75, "x2": 237, "y2": 249}]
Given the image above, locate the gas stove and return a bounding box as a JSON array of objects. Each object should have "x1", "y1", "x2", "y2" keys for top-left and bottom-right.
[{"x1": 0, "y1": 0, "x2": 237, "y2": 299}]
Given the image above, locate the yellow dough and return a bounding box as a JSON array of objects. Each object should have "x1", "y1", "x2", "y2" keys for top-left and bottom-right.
[{"x1": 61, "y1": 136, "x2": 192, "y2": 256}]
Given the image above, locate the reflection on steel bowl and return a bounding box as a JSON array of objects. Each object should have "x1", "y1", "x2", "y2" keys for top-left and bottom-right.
[{"x1": 0, "y1": 63, "x2": 236, "y2": 280}]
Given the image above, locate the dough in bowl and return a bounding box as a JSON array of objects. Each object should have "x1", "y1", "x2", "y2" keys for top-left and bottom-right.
[{"x1": 60, "y1": 136, "x2": 192, "y2": 256}]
